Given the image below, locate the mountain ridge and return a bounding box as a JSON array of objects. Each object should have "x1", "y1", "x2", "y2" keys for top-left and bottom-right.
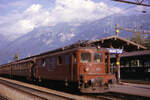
[{"x1": 0, "y1": 13, "x2": 150, "y2": 64}]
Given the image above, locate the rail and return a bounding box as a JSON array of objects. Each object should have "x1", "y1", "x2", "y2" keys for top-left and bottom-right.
[{"x1": 0, "y1": 77, "x2": 96, "y2": 100}]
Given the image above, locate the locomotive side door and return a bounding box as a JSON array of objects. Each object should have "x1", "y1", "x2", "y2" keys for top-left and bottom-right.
[{"x1": 71, "y1": 52, "x2": 77, "y2": 82}]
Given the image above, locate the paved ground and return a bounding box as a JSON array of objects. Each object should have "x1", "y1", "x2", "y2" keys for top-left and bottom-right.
[
  {"x1": 109, "y1": 82, "x2": 150, "y2": 98},
  {"x1": 121, "y1": 79, "x2": 150, "y2": 85}
]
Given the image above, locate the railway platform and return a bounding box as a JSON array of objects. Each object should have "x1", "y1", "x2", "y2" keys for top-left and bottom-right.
[
  {"x1": 121, "y1": 79, "x2": 150, "y2": 85},
  {"x1": 109, "y1": 82, "x2": 150, "y2": 98}
]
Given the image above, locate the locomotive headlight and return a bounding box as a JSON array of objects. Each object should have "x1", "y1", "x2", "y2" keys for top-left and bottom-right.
[{"x1": 84, "y1": 67, "x2": 89, "y2": 72}]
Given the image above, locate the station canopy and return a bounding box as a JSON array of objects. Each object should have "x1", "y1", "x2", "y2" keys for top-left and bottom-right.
[{"x1": 89, "y1": 36, "x2": 147, "y2": 52}]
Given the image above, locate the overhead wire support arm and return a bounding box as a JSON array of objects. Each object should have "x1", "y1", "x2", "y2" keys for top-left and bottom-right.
[
  {"x1": 112, "y1": 0, "x2": 150, "y2": 7},
  {"x1": 115, "y1": 24, "x2": 150, "y2": 34}
]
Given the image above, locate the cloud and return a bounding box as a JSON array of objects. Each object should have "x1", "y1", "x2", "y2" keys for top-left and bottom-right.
[
  {"x1": 0, "y1": 4, "x2": 53, "y2": 40},
  {"x1": 51, "y1": 0, "x2": 122, "y2": 23},
  {"x1": 0, "y1": 0, "x2": 123, "y2": 41},
  {"x1": 25, "y1": 4, "x2": 42, "y2": 13}
]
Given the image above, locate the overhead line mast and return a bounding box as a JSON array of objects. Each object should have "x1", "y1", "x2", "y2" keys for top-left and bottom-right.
[
  {"x1": 112, "y1": 0, "x2": 150, "y2": 7},
  {"x1": 115, "y1": 24, "x2": 150, "y2": 36}
]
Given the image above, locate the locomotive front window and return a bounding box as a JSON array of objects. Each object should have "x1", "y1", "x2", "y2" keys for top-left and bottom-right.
[
  {"x1": 80, "y1": 52, "x2": 91, "y2": 63},
  {"x1": 94, "y1": 53, "x2": 102, "y2": 63}
]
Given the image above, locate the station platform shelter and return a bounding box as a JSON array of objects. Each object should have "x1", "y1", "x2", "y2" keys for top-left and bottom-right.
[
  {"x1": 89, "y1": 35, "x2": 149, "y2": 67},
  {"x1": 120, "y1": 50, "x2": 150, "y2": 67}
]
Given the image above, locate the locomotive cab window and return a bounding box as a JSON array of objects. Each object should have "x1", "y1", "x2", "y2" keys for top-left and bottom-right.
[
  {"x1": 80, "y1": 52, "x2": 91, "y2": 63},
  {"x1": 73, "y1": 53, "x2": 77, "y2": 64},
  {"x1": 94, "y1": 53, "x2": 102, "y2": 63}
]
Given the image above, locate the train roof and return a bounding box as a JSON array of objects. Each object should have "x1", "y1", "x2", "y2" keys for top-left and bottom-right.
[
  {"x1": 0, "y1": 41, "x2": 108, "y2": 66},
  {"x1": 22, "y1": 40, "x2": 107, "y2": 58}
]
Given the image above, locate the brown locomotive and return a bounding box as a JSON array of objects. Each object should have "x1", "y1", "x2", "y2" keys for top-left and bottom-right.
[{"x1": 0, "y1": 42, "x2": 116, "y2": 93}]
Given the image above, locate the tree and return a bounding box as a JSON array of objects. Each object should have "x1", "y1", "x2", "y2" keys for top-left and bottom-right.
[
  {"x1": 130, "y1": 32, "x2": 146, "y2": 46},
  {"x1": 144, "y1": 36, "x2": 150, "y2": 49},
  {"x1": 130, "y1": 32, "x2": 150, "y2": 49}
]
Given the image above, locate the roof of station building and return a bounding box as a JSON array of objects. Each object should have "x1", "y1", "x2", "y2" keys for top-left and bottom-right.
[{"x1": 89, "y1": 35, "x2": 147, "y2": 52}]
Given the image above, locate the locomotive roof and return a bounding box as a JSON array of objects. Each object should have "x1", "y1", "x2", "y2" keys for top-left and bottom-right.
[
  {"x1": 26, "y1": 40, "x2": 108, "y2": 58},
  {"x1": 35, "y1": 46, "x2": 108, "y2": 57}
]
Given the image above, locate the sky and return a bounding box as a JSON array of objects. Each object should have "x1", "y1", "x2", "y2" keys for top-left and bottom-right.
[{"x1": 0, "y1": 0, "x2": 149, "y2": 41}]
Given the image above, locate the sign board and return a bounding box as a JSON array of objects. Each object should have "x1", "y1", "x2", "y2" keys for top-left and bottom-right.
[{"x1": 107, "y1": 48, "x2": 123, "y2": 54}]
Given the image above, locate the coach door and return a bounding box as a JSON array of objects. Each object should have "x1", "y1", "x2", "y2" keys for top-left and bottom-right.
[{"x1": 71, "y1": 52, "x2": 77, "y2": 81}]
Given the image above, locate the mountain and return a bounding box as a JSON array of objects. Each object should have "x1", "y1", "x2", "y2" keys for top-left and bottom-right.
[
  {"x1": 0, "y1": 34, "x2": 10, "y2": 48},
  {"x1": 0, "y1": 34, "x2": 11, "y2": 64},
  {"x1": 0, "y1": 14, "x2": 150, "y2": 64}
]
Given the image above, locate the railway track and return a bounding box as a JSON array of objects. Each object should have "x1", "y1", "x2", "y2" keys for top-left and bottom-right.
[
  {"x1": 0, "y1": 77, "x2": 97, "y2": 100},
  {"x1": 1, "y1": 77, "x2": 150, "y2": 100}
]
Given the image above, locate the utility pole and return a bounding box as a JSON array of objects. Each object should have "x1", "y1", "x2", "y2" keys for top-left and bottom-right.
[
  {"x1": 116, "y1": 54, "x2": 121, "y2": 83},
  {"x1": 114, "y1": 24, "x2": 121, "y2": 83}
]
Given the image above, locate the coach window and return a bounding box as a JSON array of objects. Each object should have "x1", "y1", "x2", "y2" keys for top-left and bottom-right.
[
  {"x1": 42, "y1": 59, "x2": 46, "y2": 67},
  {"x1": 52, "y1": 57, "x2": 56, "y2": 69},
  {"x1": 94, "y1": 53, "x2": 102, "y2": 63},
  {"x1": 80, "y1": 52, "x2": 91, "y2": 63},
  {"x1": 46, "y1": 58, "x2": 50, "y2": 67},
  {"x1": 65, "y1": 54, "x2": 71, "y2": 65},
  {"x1": 58, "y1": 56, "x2": 63, "y2": 65},
  {"x1": 38, "y1": 60, "x2": 41, "y2": 67},
  {"x1": 27, "y1": 62, "x2": 29, "y2": 68}
]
